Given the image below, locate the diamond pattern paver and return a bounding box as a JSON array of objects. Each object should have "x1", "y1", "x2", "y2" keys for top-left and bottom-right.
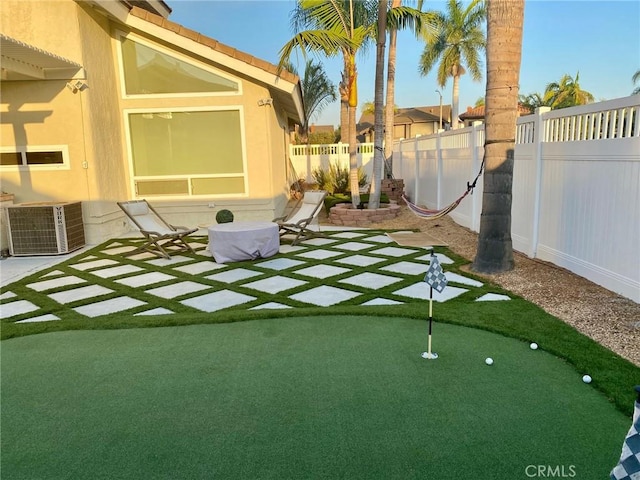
[
  {"x1": 293, "y1": 264, "x2": 351, "y2": 279},
  {"x1": 91, "y1": 264, "x2": 145, "y2": 279},
  {"x1": 1, "y1": 300, "x2": 40, "y2": 319},
  {"x1": 181, "y1": 290, "x2": 256, "y2": 313},
  {"x1": 295, "y1": 249, "x2": 344, "y2": 260},
  {"x1": 360, "y1": 298, "x2": 404, "y2": 306},
  {"x1": 134, "y1": 307, "x2": 174, "y2": 316},
  {"x1": 366, "y1": 234, "x2": 395, "y2": 243},
  {"x1": 415, "y1": 253, "x2": 454, "y2": 264},
  {"x1": 146, "y1": 255, "x2": 193, "y2": 266},
  {"x1": 299, "y1": 237, "x2": 338, "y2": 246},
  {"x1": 256, "y1": 258, "x2": 305, "y2": 271},
  {"x1": 289, "y1": 285, "x2": 360, "y2": 307},
  {"x1": 16, "y1": 314, "x2": 60, "y2": 323},
  {"x1": 476, "y1": 293, "x2": 511, "y2": 301},
  {"x1": 334, "y1": 241, "x2": 373, "y2": 252},
  {"x1": 335, "y1": 254, "x2": 386, "y2": 267},
  {"x1": 49, "y1": 285, "x2": 114, "y2": 305},
  {"x1": 370, "y1": 246, "x2": 420, "y2": 257},
  {"x1": 206, "y1": 268, "x2": 262, "y2": 283},
  {"x1": 173, "y1": 261, "x2": 226, "y2": 275},
  {"x1": 445, "y1": 272, "x2": 483, "y2": 287},
  {"x1": 70, "y1": 259, "x2": 119, "y2": 271},
  {"x1": 339, "y1": 272, "x2": 403, "y2": 289},
  {"x1": 331, "y1": 232, "x2": 366, "y2": 239},
  {"x1": 74, "y1": 296, "x2": 147, "y2": 318},
  {"x1": 242, "y1": 275, "x2": 307, "y2": 294},
  {"x1": 27, "y1": 276, "x2": 86, "y2": 292},
  {"x1": 146, "y1": 281, "x2": 210, "y2": 299},
  {"x1": 115, "y1": 272, "x2": 176, "y2": 288},
  {"x1": 0, "y1": 291, "x2": 17, "y2": 300},
  {"x1": 250, "y1": 302, "x2": 293, "y2": 310},
  {"x1": 381, "y1": 261, "x2": 430, "y2": 276}
]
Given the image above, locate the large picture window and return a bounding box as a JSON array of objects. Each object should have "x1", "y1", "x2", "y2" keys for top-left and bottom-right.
[
  {"x1": 120, "y1": 36, "x2": 239, "y2": 96},
  {"x1": 127, "y1": 109, "x2": 246, "y2": 197}
]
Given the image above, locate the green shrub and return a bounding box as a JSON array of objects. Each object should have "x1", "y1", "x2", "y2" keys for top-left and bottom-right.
[
  {"x1": 215, "y1": 209, "x2": 234, "y2": 224},
  {"x1": 311, "y1": 162, "x2": 367, "y2": 195}
]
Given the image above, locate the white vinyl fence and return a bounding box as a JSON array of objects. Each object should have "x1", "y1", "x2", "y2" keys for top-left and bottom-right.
[
  {"x1": 289, "y1": 143, "x2": 375, "y2": 183},
  {"x1": 289, "y1": 96, "x2": 640, "y2": 302}
]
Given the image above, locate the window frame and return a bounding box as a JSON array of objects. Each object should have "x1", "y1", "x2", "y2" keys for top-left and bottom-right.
[
  {"x1": 123, "y1": 106, "x2": 249, "y2": 199},
  {"x1": 0, "y1": 145, "x2": 70, "y2": 171},
  {"x1": 115, "y1": 31, "x2": 243, "y2": 99}
]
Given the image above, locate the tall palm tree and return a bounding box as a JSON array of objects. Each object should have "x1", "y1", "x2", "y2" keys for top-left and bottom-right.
[
  {"x1": 418, "y1": 0, "x2": 486, "y2": 129},
  {"x1": 279, "y1": 0, "x2": 377, "y2": 207},
  {"x1": 471, "y1": 0, "x2": 524, "y2": 274},
  {"x1": 283, "y1": 59, "x2": 338, "y2": 143},
  {"x1": 518, "y1": 92, "x2": 547, "y2": 113},
  {"x1": 544, "y1": 72, "x2": 594, "y2": 109},
  {"x1": 633, "y1": 69, "x2": 640, "y2": 95},
  {"x1": 384, "y1": 1, "x2": 436, "y2": 177}
]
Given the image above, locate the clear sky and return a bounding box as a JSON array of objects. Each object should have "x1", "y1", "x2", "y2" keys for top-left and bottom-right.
[{"x1": 169, "y1": 0, "x2": 640, "y2": 127}]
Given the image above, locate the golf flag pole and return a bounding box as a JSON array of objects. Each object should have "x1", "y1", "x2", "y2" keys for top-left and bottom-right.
[{"x1": 422, "y1": 250, "x2": 447, "y2": 360}]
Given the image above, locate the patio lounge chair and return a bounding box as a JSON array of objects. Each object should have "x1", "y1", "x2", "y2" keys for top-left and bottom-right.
[
  {"x1": 273, "y1": 190, "x2": 327, "y2": 246},
  {"x1": 117, "y1": 199, "x2": 197, "y2": 259}
]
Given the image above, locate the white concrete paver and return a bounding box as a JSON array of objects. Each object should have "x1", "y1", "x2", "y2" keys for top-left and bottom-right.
[
  {"x1": 27, "y1": 276, "x2": 86, "y2": 292},
  {"x1": 250, "y1": 302, "x2": 293, "y2": 310},
  {"x1": 476, "y1": 293, "x2": 511, "y2": 301},
  {"x1": 181, "y1": 290, "x2": 256, "y2": 312},
  {"x1": 242, "y1": 275, "x2": 307, "y2": 294},
  {"x1": 16, "y1": 314, "x2": 60, "y2": 323},
  {"x1": 289, "y1": 285, "x2": 360, "y2": 307},
  {"x1": 381, "y1": 261, "x2": 430, "y2": 276},
  {"x1": 294, "y1": 249, "x2": 344, "y2": 260},
  {"x1": 146, "y1": 281, "x2": 210, "y2": 299},
  {"x1": 173, "y1": 261, "x2": 226, "y2": 275},
  {"x1": 115, "y1": 272, "x2": 176, "y2": 288},
  {"x1": 334, "y1": 241, "x2": 373, "y2": 252},
  {"x1": 134, "y1": 307, "x2": 174, "y2": 316},
  {"x1": 90, "y1": 265, "x2": 145, "y2": 279},
  {"x1": 393, "y1": 283, "x2": 468, "y2": 302},
  {"x1": 293, "y1": 265, "x2": 351, "y2": 279},
  {"x1": 256, "y1": 258, "x2": 306, "y2": 271},
  {"x1": 206, "y1": 268, "x2": 262, "y2": 283},
  {"x1": 339, "y1": 272, "x2": 403, "y2": 289},
  {"x1": 70, "y1": 259, "x2": 119, "y2": 271},
  {"x1": 48, "y1": 285, "x2": 114, "y2": 304},
  {"x1": 335, "y1": 255, "x2": 386, "y2": 267},
  {"x1": 74, "y1": 297, "x2": 147, "y2": 317},
  {"x1": 1, "y1": 300, "x2": 40, "y2": 318},
  {"x1": 370, "y1": 246, "x2": 420, "y2": 257}
]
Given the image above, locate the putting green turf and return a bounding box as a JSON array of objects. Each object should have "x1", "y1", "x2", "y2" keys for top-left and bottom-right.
[{"x1": 1, "y1": 316, "x2": 630, "y2": 479}]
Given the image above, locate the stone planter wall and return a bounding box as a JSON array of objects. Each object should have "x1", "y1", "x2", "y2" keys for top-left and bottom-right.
[
  {"x1": 329, "y1": 202, "x2": 401, "y2": 227},
  {"x1": 381, "y1": 179, "x2": 404, "y2": 203}
]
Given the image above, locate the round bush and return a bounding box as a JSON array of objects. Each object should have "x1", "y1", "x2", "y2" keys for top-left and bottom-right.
[{"x1": 216, "y1": 209, "x2": 234, "y2": 224}]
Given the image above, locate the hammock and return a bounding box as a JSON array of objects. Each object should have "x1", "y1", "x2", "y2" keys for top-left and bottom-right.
[
  {"x1": 398, "y1": 156, "x2": 485, "y2": 220},
  {"x1": 402, "y1": 190, "x2": 470, "y2": 220}
]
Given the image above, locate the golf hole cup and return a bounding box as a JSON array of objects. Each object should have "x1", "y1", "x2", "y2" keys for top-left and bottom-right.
[{"x1": 485, "y1": 357, "x2": 494, "y2": 366}]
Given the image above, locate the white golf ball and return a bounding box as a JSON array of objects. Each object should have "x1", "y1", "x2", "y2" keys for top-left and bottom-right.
[
  {"x1": 582, "y1": 375, "x2": 592, "y2": 384},
  {"x1": 485, "y1": 357, "x2": 494, "y2": 366},
  {"x1": 530, "y1": 343, "x2": 538, "y2": 350}
]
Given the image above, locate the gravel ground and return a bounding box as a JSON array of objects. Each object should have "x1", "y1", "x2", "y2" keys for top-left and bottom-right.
[{"x1": 319, "y1": 206, "x2": 640, "y2": 367}]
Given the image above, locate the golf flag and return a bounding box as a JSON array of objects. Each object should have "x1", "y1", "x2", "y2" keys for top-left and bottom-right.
[
  {"x1": 424, "y1": 253, "x2": 447, "y2": 293},
  {"x1": 610, "y1": 386, "x2": 640, "y2": 480}
]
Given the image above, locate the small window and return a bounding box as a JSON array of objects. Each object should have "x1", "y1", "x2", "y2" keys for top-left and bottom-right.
[{"x1": 0, "y1": 147, "x2": 69, "y2": 170}]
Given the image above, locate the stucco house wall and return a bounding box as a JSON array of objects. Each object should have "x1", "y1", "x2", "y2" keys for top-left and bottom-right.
[{"x1": 0, "y1": 0, "x2": 303, "y2": 247}]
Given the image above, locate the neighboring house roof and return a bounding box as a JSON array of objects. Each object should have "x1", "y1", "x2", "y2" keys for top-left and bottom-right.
[
  {"x1": 357, "y1": 105, "x2": 451, "y2": 135},
  {"x1": 459, "y1": 104, "x2": 532, "y2": 121},
  {"x1": 125, "y1": 7, "x2": 304, "y2": 124}
]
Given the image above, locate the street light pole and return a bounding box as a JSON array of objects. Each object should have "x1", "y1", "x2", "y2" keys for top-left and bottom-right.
[{"x1": 435, "y1": 89, "x2": 443, "y2": 131}]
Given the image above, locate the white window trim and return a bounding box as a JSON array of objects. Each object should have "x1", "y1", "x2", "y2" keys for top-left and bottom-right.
[
  {"x1": 123, "y1": 105, "x2": 249, "y2": 199},
  {"x1": 0, "y1": 145, "x2": 70, "y2": 171},
  {"x1": 115, "y1": 30, "x2": 243, "y2": 100}
]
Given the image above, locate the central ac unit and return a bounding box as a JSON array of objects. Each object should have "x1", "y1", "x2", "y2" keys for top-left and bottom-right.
[{"x1": 6, "y1": 202, "x2": 85, "y2": 256}]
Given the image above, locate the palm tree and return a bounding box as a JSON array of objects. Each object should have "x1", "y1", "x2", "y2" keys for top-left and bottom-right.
[
  {"x1": 471, "y1": 0, "x2": 524, "y2": 274},
  {"x1": 633, "y1": 69, "x2": 640, "y2": 95},
  {"x1": 283, "y1": 59, "x2": 338, "y2": 143},
  {"x1": 544, "y1": 72, "x2": 594, "y2": 109},
  {"x1": 418, "y1": 0, "x2": 486, "y2": 129},
  {"x1": 518, "y1": 92, "x2": 547, "y2": 113},
  {"x1": 383, "y1": 1, "x2": 436, "y2": 177},
  {"x1": 279, "y1": 0, "x2": 377, "y2": 207}
]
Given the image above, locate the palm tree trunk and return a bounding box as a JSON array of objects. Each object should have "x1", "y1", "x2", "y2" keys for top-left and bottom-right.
[
  {"x1": 472, "y1": 0, "x2": 524, "y2": 274},
  {"x1": 348, "y1": 102, "x2": 360, "y2": 207},
  {"x1": 451, "y1": 74, "x2": 460, "y2": 129},
  {"x1": 369, "y1": 0, "x2": 388, "y2": 210},
  {"x1": 384, "y1": 0, "x2": 401, "y2": 178}
]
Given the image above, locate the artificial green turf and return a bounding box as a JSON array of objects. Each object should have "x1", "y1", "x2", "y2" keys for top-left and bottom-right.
[{"x1": 1, "y1": 317, "x2": 631, "y2": 479}]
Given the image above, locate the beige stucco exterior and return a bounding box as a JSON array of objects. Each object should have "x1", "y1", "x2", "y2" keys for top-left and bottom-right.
[{"x1": 0, "y1": 0, "x2": 302, "y2": 246}]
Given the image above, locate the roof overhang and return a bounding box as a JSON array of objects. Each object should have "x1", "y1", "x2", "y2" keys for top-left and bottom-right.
[{"x1": 0, "y1": 34, "x2": 86, "y2": 81}]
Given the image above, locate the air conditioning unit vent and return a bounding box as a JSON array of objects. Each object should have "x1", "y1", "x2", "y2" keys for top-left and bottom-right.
[{"x1": 6, "y1": 202, "x2": 85, "y2": 256}]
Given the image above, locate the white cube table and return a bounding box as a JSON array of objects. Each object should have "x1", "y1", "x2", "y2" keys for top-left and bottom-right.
[{"x1": 208, "y1": 221, "x2": 280, "y2": 263}]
